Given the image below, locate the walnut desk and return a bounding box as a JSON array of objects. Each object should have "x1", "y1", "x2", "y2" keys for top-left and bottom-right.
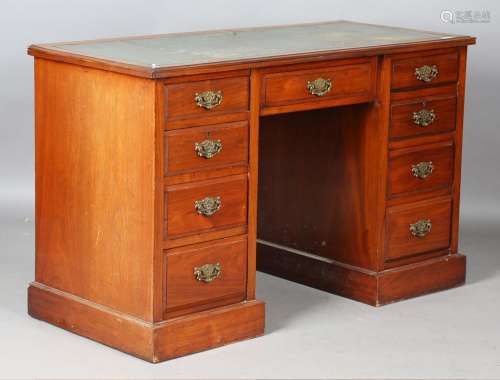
[{"x1": 27, "y1": 21, "x2": 475, "y2": 362}]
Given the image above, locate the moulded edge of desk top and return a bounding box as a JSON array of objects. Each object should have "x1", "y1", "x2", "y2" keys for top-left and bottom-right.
[{"x1": 27, "y1": 35, "x2": 476, "y2": 79}]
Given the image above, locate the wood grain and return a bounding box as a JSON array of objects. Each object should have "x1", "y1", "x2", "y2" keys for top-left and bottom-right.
[
  {"x1": 257, "y1": 242, "x2": 465, "y2": 306},
  {"x1": 246, "y1": 69, "x2": 262, "y2": 299},
  {"x1": 164, "y1": 174, "x2": 247, "y2": 238},
  {"x1": 379, "y1": 254, "x2": 465, "y2": 304},
  {"x1": 28, "y1": 282, "x2": 265, "y2": 363},
  {"x1": 385, "y1": 196, "x2": 452, "y2": 261},
  {"x1": 165, "y1": 76, "x2": 249, "y2": 121},
  {"x1": 388, "y1": 141, "x2": 454, "y2": 197},
  {"x1": 154, "y1": 300, "x2": 265, "y2": 362},
  {"x1": 257, "y1": 242, "x2": 379, "y2": 305},
  {"x1": 164, "y1": 235, "x2": 247, "y2": 318},
  {"x1": 28, "y1": 282, "x2": 155, "y2": 360},
  {"x1": 35, "y1": 58, "x2": 156, "y2": 320},
  {"x1": 392, "y1": 50, "x2": 458, "y2": 89},
  {"x1": 390, "y1": 96, "x2": 456, "y2": 140},
  {"x1": 263, "y1": 59, "x2": 375, "y2": 107},
  {"x1": 257, "y1": 105, "x2": 381, "y2": 269},
  {"x1": 29, "y1": 27, "x2": 474, "y2": 362},
  {"x1": 165, "y1": 121, "x2": 248, "y2": 175},
  {"x1": 450, "y1": 46, "x2": 468, "y2": 254}
]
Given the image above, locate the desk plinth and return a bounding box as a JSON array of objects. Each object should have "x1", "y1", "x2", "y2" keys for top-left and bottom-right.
[{"x1": 28, "y1": 21, "x2": 475, "y2": 362}]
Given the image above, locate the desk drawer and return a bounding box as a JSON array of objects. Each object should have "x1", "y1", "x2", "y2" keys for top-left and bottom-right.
[
  {"x1": 386, "y1": 197, "x2": 452, "y2": 261},
  {"x1": 165, "y1": 76, "x2": 249, "y2": 120},
  {"x1": 165, "y1": 121, "x2": 248, "y2": 175},
  {"x1": 165, "y1": 175, "x2": 247, "y2": 238},
  {"x1": 390, "y1": 96, "x2": 456, "y2": 140},
  {"x1": 263, "y1": 60, "x2": 375, "y2": 108},
  {"x1": 392, "y1": 51, "x2": 458, "y2": 89},
  {"x1": 164, "y1": 235, "x2": 247, "y2": 318},
  {"x1": 388, "y1": 142, "x2": 454, "y2": 198}
]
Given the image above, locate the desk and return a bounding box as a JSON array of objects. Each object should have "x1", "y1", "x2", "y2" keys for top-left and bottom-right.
[{"x1": 27, "y1": 21, "x2": 475, "y2": 362}]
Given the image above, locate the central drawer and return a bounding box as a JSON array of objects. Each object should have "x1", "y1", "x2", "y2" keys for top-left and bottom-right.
[
  {"x1": 165, "y1": 174, "x2": 248, "y2": 238},
  {"x1": 262, "y1": 58, "x2": 376, "y2": 108}
]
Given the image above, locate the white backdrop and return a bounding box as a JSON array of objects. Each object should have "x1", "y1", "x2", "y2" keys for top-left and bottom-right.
[
  {"x1": 1, "y1": 1, "x2": 499, "y2": 378},
  {"x1": 0, "y1": 0, "x2": 499, "y2": 216}
]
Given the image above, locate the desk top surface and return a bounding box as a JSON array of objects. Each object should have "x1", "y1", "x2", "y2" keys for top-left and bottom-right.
[{"x1": 29, "y1": 21, "x2": 474, "y2": 76}]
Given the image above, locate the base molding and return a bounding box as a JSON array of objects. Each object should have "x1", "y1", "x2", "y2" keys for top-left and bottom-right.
[
  {"x1": 257, "y1": 242, "x2": 465, "y2": 306},
  {"x1": 28, "y1": 282, "x2": 265, "y2": 363}
]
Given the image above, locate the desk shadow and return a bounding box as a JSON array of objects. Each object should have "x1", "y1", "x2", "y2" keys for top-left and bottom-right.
[
  {"x1": 459, "y1": 219, "x2": 500, "y2": 285},
  {"x1": 255, "y1": 271, "x2": 336, "y2": 333}
]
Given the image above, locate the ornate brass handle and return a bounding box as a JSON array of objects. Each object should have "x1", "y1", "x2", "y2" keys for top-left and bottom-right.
[
  {"x1": 412, "y1": 108, "x2": 436, "y2": 127},
  {"x1": 306, "y1": 78, "x2": 332, "y2": 96},
  {"x1": 194, "y1": 263, "x2": 221, "y2": 283},
  {"x1": 195, "y1": 139, "x2": 222, "y2": 159},
  {"x1": 195, "y1": 90, "x2": 223, "y2": 109},
  {"x1": 410, "y1": 219, "x2": 432, "y2": 238},
  {"x1": 411, "y1": 161, "x2": 434, "y2": 179},
  {"x1": 414, "y1": 64, "x2": 439, "y2": 83},
  {"x1": 195, "y1": 196, "x2": 221, "y2": 216}
]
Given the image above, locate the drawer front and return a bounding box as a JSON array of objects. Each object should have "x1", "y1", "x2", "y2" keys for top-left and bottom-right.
[
  {"x1": 392, "y1": 52, "x2": 458, "y2": 89},
  {"x1": 165, "y1": 235, "x2": 247, "y2": 318},
  {"x1": 263, "y1": 60, "x2": 375, "y2": 107},
  {"x1": 165, "y1": 76, "x2": 249, "y2": 120},
  {"x1": 386, "y1": 197, "x2": 452, "y2": 261},
  {"x1": 165, "y1": 121, "x2": 248, "y2": 175},
  {"x1": 165, "y1": 175, "x2": 247, "y2": 238},
  {"x1": 390, "y1": 96, "x2": 456, "y2": 139},
  {"x1": 388, "y1": 143, "x2": 454, "y2": 197}
]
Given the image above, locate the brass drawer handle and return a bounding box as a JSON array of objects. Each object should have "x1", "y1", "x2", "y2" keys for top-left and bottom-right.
[
  {"x1": 195, "y1": 139, "x2": 222, "y2": 159},
  {"x1": 410, "y1": 219, "x2": 432, "y2": 238},
  {"x1": 414, "y1": 64, "x2": 439, "y2": 82},
  {"x1": 194, "y1": 263, "x2": 221, "y2": 283},
  {"x1": 306, "y1": 78, "x2": 332, "y2": 96},
  {"x1": 412, "y1": 108, "x2": 436, "y2": 127},
  {"x1": 195, "y1": 196, "x2": 221, "y2": 216},
  {"x1": 195, "y1": 90, "x2": 223, "y2": 109},
  {"x1": 411, "y1": 161, "x2": 434, "y2": 179}
]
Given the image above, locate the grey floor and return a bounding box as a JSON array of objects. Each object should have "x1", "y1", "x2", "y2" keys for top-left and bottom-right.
[{"x1": 1, "y1": 199, "x2": 500, "y2": 379}]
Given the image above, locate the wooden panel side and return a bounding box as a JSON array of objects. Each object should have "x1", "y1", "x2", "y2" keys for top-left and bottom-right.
[
  {"x1": 35, "y1": 58, "x2": 156, "y2": 320},
  {"x1": 450, "y1": 46, "x2": 468, "y2": 254},
  {"x1": 246, "y1": 69, "x2": 262, "y2": 299}
]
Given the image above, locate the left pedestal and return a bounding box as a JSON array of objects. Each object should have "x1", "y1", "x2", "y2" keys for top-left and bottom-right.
[{"x1": 30, "y1": 58, "x2": 264, "y2": 362}]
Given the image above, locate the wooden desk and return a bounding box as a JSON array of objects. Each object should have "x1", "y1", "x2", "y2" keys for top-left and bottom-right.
[{"x1": 27, "y1": 21, "x2": 476, "y2": 362}]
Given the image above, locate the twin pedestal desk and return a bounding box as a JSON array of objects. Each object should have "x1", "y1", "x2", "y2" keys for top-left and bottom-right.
[{"x1": 28, "y1": 21, "x2": 475, "y2": 362}]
